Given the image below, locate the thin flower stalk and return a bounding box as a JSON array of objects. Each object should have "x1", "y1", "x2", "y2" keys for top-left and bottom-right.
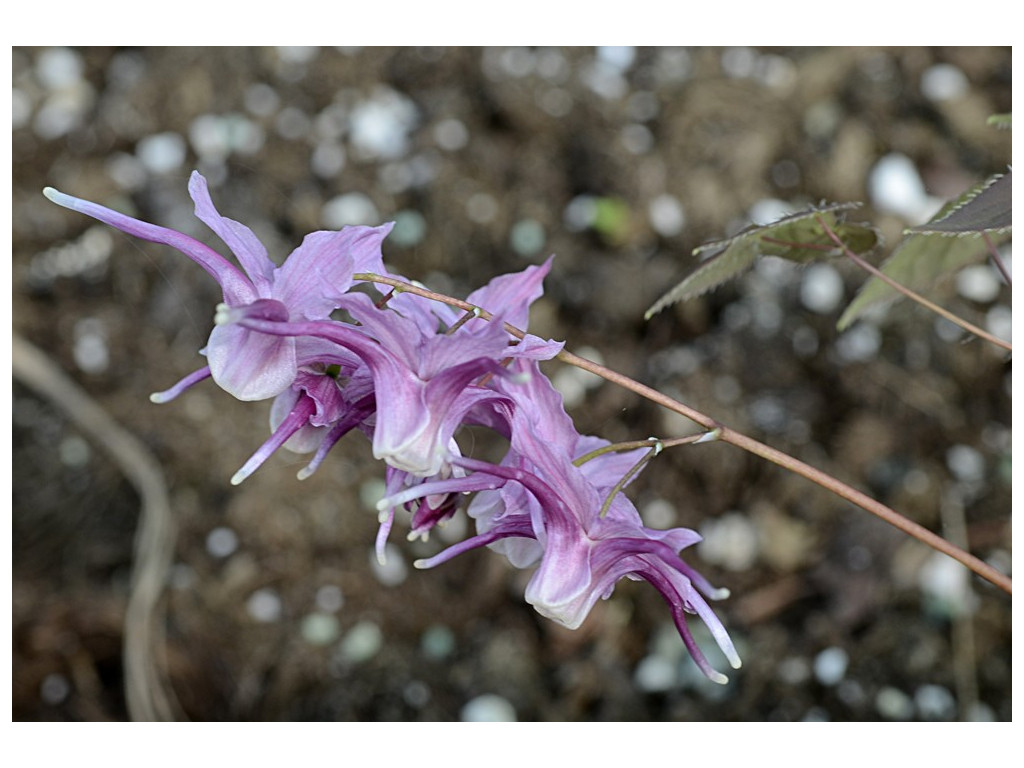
[
  {"x1": 353, "y1": 271, "x2": 1012, "y2": 596},
  {"x1": 812, "y1": 215, "x2": 1011, "y2": 352}
]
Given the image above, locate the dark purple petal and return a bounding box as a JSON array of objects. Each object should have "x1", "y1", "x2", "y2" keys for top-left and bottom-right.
[
  {"x1": 408, "y1": 493, "x2": 459, "y2": 539},
  {"x1": 269, "y1": 387, "x2": 324, "y2": 454},
  {"x1": 290, "y1": 369, "x2": 348, "y2": 428},
  {"x1": 634, "y1": 561, "x2": 740, "y2": 683},
  {"x1": 231, "y1": 393, "x2": 317, "y2": 484},
  {"x1": 296, "y1": 404, "x2": 372, "y2": 480},
  {"x1": 413, "y1": 517, "x2": 537, "y2": 570}
]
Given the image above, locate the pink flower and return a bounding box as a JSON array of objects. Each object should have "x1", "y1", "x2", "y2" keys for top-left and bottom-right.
[
  {"x1": 222, "y1": 260, "x2": 562, "y2": 478},
  {"x1": 44, "y1": 172, "x2": 392, "y2": 401},
  {"x1": 398, "y1": 360, "x2": 741, "y2": 683}
]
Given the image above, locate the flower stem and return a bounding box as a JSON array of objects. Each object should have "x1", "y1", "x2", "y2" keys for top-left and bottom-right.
[
  {"x1": 572, "y1": 434, "x2": 705, "y2": 467},
  {"x1": 984, "y1": 232, "x2": 1011, "y2": 286},
  {"x1": 596, "y1": 442, "x2": 660, "y2": 519},
  {"x1": 351, "y1": 272, "x2": 1012, "y2": 595},
  {"x1": 812, "y1": 215, "x2": 1011, "y2": 352}
]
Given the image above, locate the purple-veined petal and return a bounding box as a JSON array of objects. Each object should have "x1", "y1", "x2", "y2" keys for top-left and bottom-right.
[
  {"x1": 188, "y1": 171, "x2": 275, "y2": 296},
  {"x1": 227, "y1": 310, "x2": 508, "y2": 477},
  {"x1": 376, "y1": 372, "x2": 505, "y2": 477},
  {"x1": 506, "y1": 334, "x2": 565, "y2": 360},
  {"x1": 43, "y1": 186, "x2": 256, "y2": 306},
  {"x1": 466, "y1": 257, "x2": 553, "y2": 332},
  {"x1": 347, "y1": 221, "x2": 393, "y2": 275},
  {"x1": 289, "y1": 369, "x2": 348, "y2": 428},
  {"x1": 365, "y1": 364, "x2": 436, "y2": 474},
  {"x1": 293, "y1": 336, "x2": 365, "y2": 371},
  {"x1": 296, "y1": 404, "x2": 372, "y2": 480},
  {"x1": 269, "y1": 387, "x2": 324, "y2": 454},
  {"x1": 636, "y1": 562, "x2": 738, "y2": 683},
  {"x1": 231, "y1": 394, "x2": 317, "y2": 485},
  {"x1": 413, "y1": 517, "x2": 537, "y2": 570},
  {"x1": 493, "y1": 359, "x2": 578, "y2": 454},
  {"x1": 224, "y1": 311, "x2": 436, "y2": 474},
  {"x1": 452, "y1": 452, "x2": 584, "y2": 542},
  {"x1": 272, "y1": 223, "x2": 394, "y2": 320},
  {"x1": 206, "y1": 322, "x2": 297, "y2": 401},
  {"x1": 377, "y1": 472, "x2": 503, "y2": 516},
  {"x1": 523, "y1": 525, "x2": 596, "y2": 628},
  {"x1": 336, "y1": 292, "x2": 429, "y2": 369},
  {"x1": 468, "y1": 484, "x2": 545, "y2": 568},
  {"x1": 416, "y1": 314, "x2": 511, "y2": 378}
]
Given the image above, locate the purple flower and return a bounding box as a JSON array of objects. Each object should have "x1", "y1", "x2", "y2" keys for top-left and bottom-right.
[
  {"x1": 396, "y1": 360, "x2": 741, "y2": 683},
  {"x1": 229, "y1": 341, "x2": 377, "y2": 485},
  {"x1": 221, "y1": 260, "x2": 562, "y2": 478},
  {"x1": 46, "y1": 170, "x2": 738, "y2": 683},
  {"x1": 43, "y1": 172, "x2": 392, "y2": 401}
]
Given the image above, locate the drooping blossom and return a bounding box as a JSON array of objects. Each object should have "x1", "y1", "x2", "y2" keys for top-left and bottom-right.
[
  {"x1": 45, "y1": 171, "x2": 738, "y2": 684},
  {"x1": 219, "y1": 260, "x2": 563, "y2": 478},
  {"x1": 229, "y1": 338, "x2": 377, "y2": 485},
  {"x1": 389, "y1": 359, "x2": 741, "y2": 683},
  {"x1": 44, "y1": 172, "x2": 393, "y2": 401}
]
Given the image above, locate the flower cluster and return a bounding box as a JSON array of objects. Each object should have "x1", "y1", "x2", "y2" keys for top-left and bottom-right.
[{"x1": 45, "y1": 172, "x2": 740, "y2": 683}]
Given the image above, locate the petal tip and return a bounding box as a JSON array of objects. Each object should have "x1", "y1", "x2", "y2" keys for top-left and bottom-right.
[{"x1": 42, "y1": 186, "x2": 74, "y2": 209}]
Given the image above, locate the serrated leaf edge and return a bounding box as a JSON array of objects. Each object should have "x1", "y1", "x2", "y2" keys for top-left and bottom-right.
[{"x1": 907, "y1": 171, "x2": 1011, "y2": 236}]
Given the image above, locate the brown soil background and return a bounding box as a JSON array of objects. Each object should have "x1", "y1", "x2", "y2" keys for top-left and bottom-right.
[{"x1": 11, "y1": 47, "x2": 1012, "y2": 721}]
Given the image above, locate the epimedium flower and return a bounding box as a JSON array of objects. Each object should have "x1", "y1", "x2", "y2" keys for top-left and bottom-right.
[
  {"x1": 45, "y1": 169, "x2": 742, "y2": 686},
  {"x1": 371, "y1": 448, "x2": 510, "y2": 566},
  {"x1": 218, "y1": 260, "x2": 563, "y2": 478},
  {"x1": 43, "y1": 171, "x2": 393, "y2": 402},
  {"x1": 229, "y1": 338, "x2": 378, "y2": 485},
  {"x1": 388, "y1": 359, "x2": 741, "y2": 683}
]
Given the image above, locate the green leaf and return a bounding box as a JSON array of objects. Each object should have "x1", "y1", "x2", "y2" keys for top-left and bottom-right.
[
  {"x1": 645, "y1": 202, "x2": 880, "y2": 319},
  {"x1": 837, "y1": 173, "x2": 1011, "y2": 331},
  {"x1": 908, "y1": 171, "x2": 1011, "y2": 236}
]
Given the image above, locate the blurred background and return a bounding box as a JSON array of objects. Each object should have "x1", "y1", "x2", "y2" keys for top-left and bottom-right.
[{"x1": 11, "y1": 46, "x2": 1011, "y2": 721}]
